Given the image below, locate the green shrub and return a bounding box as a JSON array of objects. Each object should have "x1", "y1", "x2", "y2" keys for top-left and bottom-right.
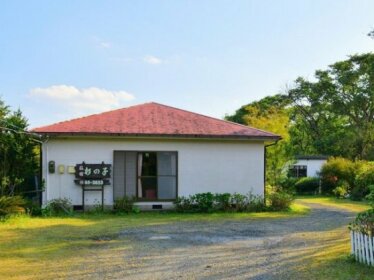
[
  {"x1": 175, "y1": 193, "x2": 216, "y2": 213},
  {"x1": 355, "y1": 163, "x2": 374, "y2": 186},
  {"x1": 332, "y1": 186, "x2": 348, "y2": 199},
  {"x1": 0, "y1": 195, "x2": 26, "y2": 218},
  {"x1": 294, "y1": 177, "x2": 320, "y2": 194},
  {"x1": 229, "y1": 193, "x2": 249, "y2": 212},
  {"x1": 349, "y1": 209, "x2": 374, "y2": 235},
  {"x1": 352, "y1": 163, "x2": 374, "y2": 200},
  {"x1": 365, "y1": 185, "x2": 374, "y2": 207},
  {"x1": 332, "y1": 181, "x2": 349, "y2": 198},
  {"x1": 113, "y1": 196, "x2": 137, "y2": 213},
  {"x1": 42, "y1": 198, "x2": 73, "y2": 216},
  {"x1": 267, "y1": 191, "x2": 294, "y2": 211},
  {"x1": 214, "y1": 193, "x2": 231, "y2": 211},
  {"x1": 350, "y1": 186, "x2": 367, "y2": 201},
  {"x1": 25, "y1": 199, "x2": 42, "y2": 216},
  {"x1": 193, "y1": 192, "x2": 215, "y2": 212},
  {"x1": 278, "y1": 177, "x2": 298, "y2": 193},
  {"x1": 319, "y1": 158, "x2": 374, "y2": 199},
  {"x1": 175, "y1": 196, "x2": 194, "y2": 212},
  {"x1": 245, "y1": 193, "x2": 266, "y2": 212},
  {"x1": 320, "y1": 157, "x2": 362, "y2": 193},
  {"x1": 174, "y1": 192, "x2": 265, "y2": 213}
]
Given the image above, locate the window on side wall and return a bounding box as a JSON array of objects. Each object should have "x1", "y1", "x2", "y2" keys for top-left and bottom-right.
[{"x1": 289, "y1": 165, "x2": 307, "y2": 178}]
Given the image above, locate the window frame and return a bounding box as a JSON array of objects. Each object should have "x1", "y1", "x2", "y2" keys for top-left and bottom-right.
[
  {"x1": 135, "y1": 151, "x2": 178, "y2": 201},
  {"x1": 289, "y1": 165, "x2": 307, "y2": 178}
]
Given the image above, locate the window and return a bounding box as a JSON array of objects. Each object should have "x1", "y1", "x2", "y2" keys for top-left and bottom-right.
[
  {"x1": 137, "y1": 152, "x2": 177, "y2": 200},
  {"x1": 289, "y1": 165, "x2": 307, "y2": 178}
]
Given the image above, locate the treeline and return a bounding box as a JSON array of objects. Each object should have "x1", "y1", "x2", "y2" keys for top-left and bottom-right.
[
  {"x1": 0, "y1": 99, "x2": 39, "y2": 197},
  {"x1": 225, "y1": 53, "x2": 374, "y2": 185}
]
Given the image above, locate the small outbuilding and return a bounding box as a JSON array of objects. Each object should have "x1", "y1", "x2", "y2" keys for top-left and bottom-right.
[
  {"x1": 33, "y1": 102, "x2": 280, "y2": 210},
  {"x1": 288, "y1": 155, "x2": 328, "y2": 178}
]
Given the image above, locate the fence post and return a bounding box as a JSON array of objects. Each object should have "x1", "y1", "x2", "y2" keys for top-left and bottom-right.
[
  {"x1": 358, "y1": 232, "x2": 362, "y2": 262},
  {"x1": 364, "y1": 234, "x2": 369, "y2": 265},
  {"x1": 361, "y1": 233, "x2": 365, "y2": 263},
  {"x1": 354, "y1": 231, "x2": 358, "y2": 261},
  {"x1": 350, "y1": 231, "x2": 354, "y2": 254},
  {"x1": 362, "y1": 233, "x2": 366, "y2": 264},
  {"x1": 370, "y1": 235, "x2": 374, "y2": 266}
]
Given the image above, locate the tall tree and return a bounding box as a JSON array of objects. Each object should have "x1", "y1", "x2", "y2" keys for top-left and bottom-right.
[
  {"x1": 225, "y1": 94, "x2": 291, "y2": 124},
  {"x1": 288, "y1": 53, "x2": 374, "y2": 160},
  {"x1": 0, "y1": 99, "x2": 38, "y2": 196}
]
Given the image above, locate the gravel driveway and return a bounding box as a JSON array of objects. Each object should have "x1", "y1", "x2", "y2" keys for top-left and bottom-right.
[{"x1": 87, "y1": 202, "x2": 356, "y2": 280}]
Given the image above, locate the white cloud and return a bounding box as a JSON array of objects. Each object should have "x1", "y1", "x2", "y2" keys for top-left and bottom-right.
[
  {"x1": 29, "y1": 85, "x2": 135, "y2": 116},
  {"x1": 143, "y1": 55, "x2": 163, "y2": 65}
]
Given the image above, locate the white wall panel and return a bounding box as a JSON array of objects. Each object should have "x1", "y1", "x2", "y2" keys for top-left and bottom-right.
[
  {"x1": 295, "y1": 159, "x2": 327, "y2": 177},
  {"x1": 42, "y1": 138, "x2": 265, "y2": 206}
]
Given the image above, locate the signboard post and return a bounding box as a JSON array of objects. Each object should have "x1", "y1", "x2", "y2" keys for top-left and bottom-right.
[{"x1": 74, "y1": 162, "x2": 111, "y2": 211}]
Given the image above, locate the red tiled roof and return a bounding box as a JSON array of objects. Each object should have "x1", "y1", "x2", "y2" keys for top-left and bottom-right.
[{"x1": 32, "y1": 102, "x2": 280, "y2": 140}]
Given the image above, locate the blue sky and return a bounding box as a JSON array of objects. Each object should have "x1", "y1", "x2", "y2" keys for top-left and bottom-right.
[{"x1": 0, "y1": 0, "x2": 373, "y2": 127}]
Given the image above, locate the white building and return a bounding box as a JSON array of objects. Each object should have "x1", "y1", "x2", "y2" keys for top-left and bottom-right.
[
  {"x1": 33, "y1": 102, "x2": 280, "y2": 210},
  {"x1": 289, "y1": 156, "x2": 328, "y2": 178}
]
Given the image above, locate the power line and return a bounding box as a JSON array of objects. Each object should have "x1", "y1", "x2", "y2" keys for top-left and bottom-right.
[{"x1": 0, "y1": 126, "x2": 43, "y2": 144}]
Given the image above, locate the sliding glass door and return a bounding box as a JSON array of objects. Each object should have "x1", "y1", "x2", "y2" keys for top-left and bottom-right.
[
  {"x1": 157, "y1": 152, "x2": 177, "y2": 199},
  {"x1": 137, "y1": 151, "x2": 177, "y2": 200}
]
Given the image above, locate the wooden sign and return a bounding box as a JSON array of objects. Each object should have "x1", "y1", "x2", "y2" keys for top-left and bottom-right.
[
  {"x1": 74, "y1": 162, "x2": 111, "y2": 211},
  {"x1": 75, "y1": 162, "x2": 111, "y2": 179}
]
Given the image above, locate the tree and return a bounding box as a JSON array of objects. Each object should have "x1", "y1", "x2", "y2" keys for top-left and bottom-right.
[
  {"x1": 288, "y1": 53, "x2": 374, "y2": 160},
  {"x1": 287, "y1": 76, "x2": 351, "y2": 157},
  {"x1": 0, "y1": 99, "x2": 39, "y2": 196},
  {"x1": 225, "y1": 94, "x2": 291, "y2": 124}
]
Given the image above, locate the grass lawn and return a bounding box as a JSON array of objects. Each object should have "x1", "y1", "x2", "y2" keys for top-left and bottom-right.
[
  {"x1": 295, "y1": 196, "x2": 374, "y2": 279},
  {"x1": 1, "y1": 199, "x2": 373, "y2": 279},
  {"x1": 0, "y1": 204, "x2": 308, "y2": 279},
  {"x1": 296, "y1": 195, "x2": 371, "y2": 212},
  {"x1": 292, "y1": 227, "x2": 374, "y2": 280}
]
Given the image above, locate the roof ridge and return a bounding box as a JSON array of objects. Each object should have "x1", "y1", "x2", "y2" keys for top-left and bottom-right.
[{"x1": 149, "y1": 102, "x2": 278, "y2": 137}]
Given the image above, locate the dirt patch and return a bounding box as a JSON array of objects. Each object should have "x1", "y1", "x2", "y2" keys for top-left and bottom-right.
[{"x1": 83, "y1": 204, "x2": 356, "y2": 279}]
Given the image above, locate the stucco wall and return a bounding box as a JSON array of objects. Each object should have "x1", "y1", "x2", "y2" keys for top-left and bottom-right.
[
  {"x1": 295, "y1": 159, "x2": 327, "y2": 177},
  {"x1": 42, "y1": 137, "x2": 265, "y2": 206}
]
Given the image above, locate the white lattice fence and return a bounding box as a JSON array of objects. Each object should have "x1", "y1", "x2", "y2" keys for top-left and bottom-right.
[{"x1": 351, "y1": 230, "x2": 374, "y2": 266}]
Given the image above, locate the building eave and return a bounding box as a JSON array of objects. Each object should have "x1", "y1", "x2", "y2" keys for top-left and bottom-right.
[{"x1": 35, "y1": 132, "x2": 281, "y2": 142}]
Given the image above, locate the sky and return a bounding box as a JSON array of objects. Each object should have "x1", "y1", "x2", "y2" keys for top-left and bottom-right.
[{"x1": 0, "y1": 0, "x2": 373, "y2": 128}]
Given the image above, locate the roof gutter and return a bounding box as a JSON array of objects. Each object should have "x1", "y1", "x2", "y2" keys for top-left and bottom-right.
[
  {"x1": 263, "y1": 139, "x2": 281, "y2": 204},
  {"x1": 32, "y1": 132, "x2": 281, "y2": 142}
]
